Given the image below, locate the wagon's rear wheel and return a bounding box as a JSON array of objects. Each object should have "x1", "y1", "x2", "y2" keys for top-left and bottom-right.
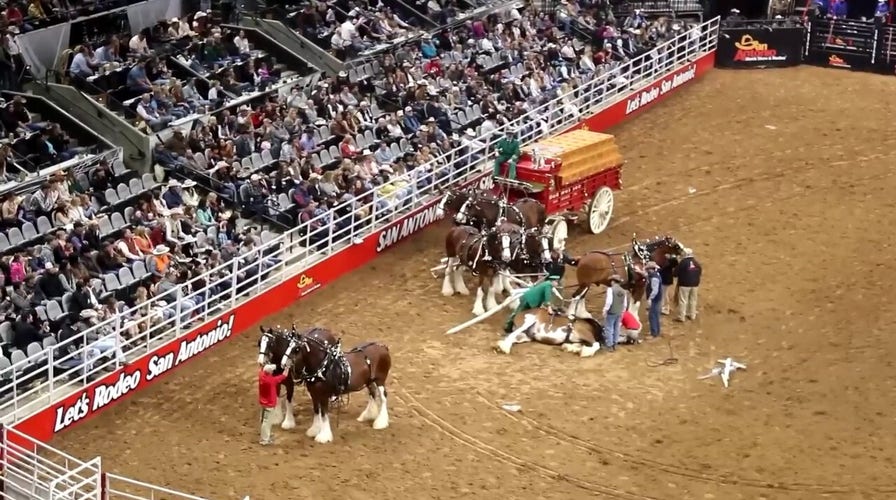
[
  {"x1": 546, "y1": 217, "x2": 568, "y2": 251},
  {"x1": 588, "y1": 186, "x2": 614, "y2": 234}
]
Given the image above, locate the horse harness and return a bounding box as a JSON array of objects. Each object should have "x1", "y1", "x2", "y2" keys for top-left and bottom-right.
[
  {"x1": 286, "y1": 329, "x2": 353, "y2": 395},
  {"x1": 588, "y1": 250, "x2": 639, "y2": 289}
]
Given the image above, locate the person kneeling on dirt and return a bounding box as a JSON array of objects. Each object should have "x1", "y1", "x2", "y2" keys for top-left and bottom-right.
[
  {"x1": 503, "y1": 275, "x2": 561, "y2": 333},
  {"x1": 259, "y1": 363, "x2": 288, "y2": 446},
  {"x1": 620, "y1": 310, "x2": 642, "y2": 344}
]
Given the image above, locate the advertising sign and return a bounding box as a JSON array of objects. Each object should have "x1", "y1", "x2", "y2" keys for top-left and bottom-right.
[
  {"x1": 807, "y1": 18, "x2": 876, "y2": 70},
  {"x1": 716, "y1": 28, "x2": 805, "y2": 68},
  {"x1": 565, "y1": 51, "x2": 715, "y2": 134}
]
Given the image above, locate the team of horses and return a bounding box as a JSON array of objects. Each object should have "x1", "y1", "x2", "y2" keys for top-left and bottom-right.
[
  {"x1": 250, "y1": 188, "x2": 687, "y2": 445},
  {"x1": 436, "y1": 187, "x2": 687, "y2": 325}
]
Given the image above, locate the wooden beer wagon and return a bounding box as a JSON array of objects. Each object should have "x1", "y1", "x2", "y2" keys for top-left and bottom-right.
[{"x1": 493, "y1": 129, "x2": 624, "y2": 248}]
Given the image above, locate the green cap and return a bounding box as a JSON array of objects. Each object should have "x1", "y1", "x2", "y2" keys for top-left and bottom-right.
[{"x1": 547, "y1": 275, "x2": 560, "y2": 281}]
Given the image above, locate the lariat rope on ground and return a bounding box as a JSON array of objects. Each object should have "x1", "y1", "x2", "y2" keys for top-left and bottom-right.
[{"x1": 645, "y1": 337, "x2": 679, "y2": 367}]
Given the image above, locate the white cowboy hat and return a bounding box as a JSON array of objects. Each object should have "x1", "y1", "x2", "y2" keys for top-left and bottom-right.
[
  {"x1": 80, "y1": 309, "x2": 98, "y2": 319},
  {"x1": 250, "y1": 174, "x2": 261, "y2": 181},
  {"x1": 170, "y1": 17, "x2": 179, "y2": 23},
  {"x1": 153, "y1": 245, "x2": 170, "y2": 256},
  {"x1": 465, "y1": 129, "x2": 476, "y2": 137},
  {"x1": 338, "y1": 70, "x2": 348, "y2": 77},
  {"x1": 194, "y1": 11, "x2": 207, "y2": 18},
  {"x1": 169, "y1": 207, "x2": 184, "y2": 216},
  {"x1": 167, "y1": 179, "x2": 180, "y2": 187},
  {"x1": 182, "y1": 180, "x2": 197, "y2": 188}
]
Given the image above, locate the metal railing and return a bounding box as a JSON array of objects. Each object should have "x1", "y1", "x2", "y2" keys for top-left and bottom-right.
[{"x1": 0, "y1": 17, "x2": 719, "y2": 500}]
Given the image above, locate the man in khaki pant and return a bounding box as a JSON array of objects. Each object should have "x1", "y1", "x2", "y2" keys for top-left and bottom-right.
[{"x1": 675, "y1": 248, "x2": 702, "y2": 322}]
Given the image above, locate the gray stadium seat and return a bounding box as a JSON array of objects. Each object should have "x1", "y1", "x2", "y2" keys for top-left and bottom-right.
[
  {"x1": 142, "y1": 173, "x2": 157, "y2": 191},
  {"x1": 98, "y1": 216, "x2": 114, "y2": 236},
  {"x1": 124, "y1": 206, "x2": 135, "y2": 224},
  {"x1": 36, "y1": 216, "x2": 53, "y2": 234},
  {"x1": 35, "y1": 306, "x2": 48, "y2": 321},
  {"x1": 111, "y1": 212, "x2": 127, "y2": 229},
  {"x1": 328, "y1": 145, "x2": 340, "y2": 160},
  {"x1": 7, "y1": 228, "x2": 23, "y2": 246},
  {"x1": 113, "y1": 159, "x2": 128, "y2": 176},
  {"x1": 0, "y1": 356, "x2": 11, "y2": 377},
  {"x1": 0, "y1": 322, "x2": 13, "y2": 344},
  {"x1": 319, "y1": 150, "x2": 331, "y2": 164},
  {"x1": 21, "y1": 222, "x2": 37, "y2": 240},
  {"x1": 251, "y1": 153, "x2": 263, "y2": 169},
  {"x1": 0, "y1": 232, "x2": 9, "y2": 252},
  {"x1": 194, "y1": 152, "x2": 207, "y2": 169},
  {"x1": 261, "y1": 230, "x2": 277, "y2": 245},
  {"x1": 117, "y1": 183, "x2": 131, "y2": 201},
  {"x1": 104, "y1": 273, "x2": 121, "y2": 291},
  {"x1": 241, "y1": 157, "x2": 252, "y2": 168},
  {"x1": 26, "y1": 342, "x2": 42, "y2": 360},
  {"x1": 61, "y1": 292, "x2": 72, "y2": 312},
  {"x1": 132, "y1": 260, "x2": 148, "y2": 279},
  {"x1": 261, "y1": 149, "x2": 273, "y2": 165},
  {"x1": 129, "y1": 178, "x2": 144, "y2": 194},
  {"x1": 42, "y1": 336, "x2": 57, "y2": 349},
  {"x1": 105, "y1": 188, "x2": 120, "y2": 204},
  {"x1": 90, "y1": 278, "x2": 104, "y2": 296},
  {"x1": 46, "y1": 300, "x2": 64, "y2": 321},
  {"x1": 118, "y1": 267, "x2": 135, "y2": 286},
  {"x1": 10, "y1": 350, "x2": 26, "y2": 370}
]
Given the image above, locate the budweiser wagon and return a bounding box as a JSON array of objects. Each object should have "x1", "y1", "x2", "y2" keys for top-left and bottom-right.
[{"x1": 494, "y1": 129, "x2": 624, "y2": 247}]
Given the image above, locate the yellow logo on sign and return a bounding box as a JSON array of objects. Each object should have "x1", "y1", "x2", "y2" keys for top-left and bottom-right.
[
  {"x1": 734, "y1": 35, "x2": 768, "y2": 51},
  {"x1": 580, "y1": 124, "x2": 590, "y2": 132},
  {"x1": 297, "y1": 275, "x2": 314, "y2": 288}
]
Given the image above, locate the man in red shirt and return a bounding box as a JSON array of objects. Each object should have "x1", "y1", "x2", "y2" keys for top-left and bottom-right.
[{"x1": 259, "y1": 364, "x2": 288, "y2": 445}]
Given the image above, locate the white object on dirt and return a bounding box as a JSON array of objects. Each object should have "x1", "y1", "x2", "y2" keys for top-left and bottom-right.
[
  {"x1": 446, "y1": 289, "x2": 527, "y2": 335},
  {"x1": 699, "y1": 358, "x2": 747, "y2": 388},
  {"x1": 501, "y1": 403, "x2": 522, "y2": 412},
  {"x1": 688, "y1": 187, "x2": 697, "y2": 194},
  {"x1": 765, "y1": 125, "x2": 777, "y2": 130}
]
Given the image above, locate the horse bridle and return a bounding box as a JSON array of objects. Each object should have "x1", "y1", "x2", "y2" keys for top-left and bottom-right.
[{"x1": 283, "y1": 330, "x2": 344, "y2": 386}]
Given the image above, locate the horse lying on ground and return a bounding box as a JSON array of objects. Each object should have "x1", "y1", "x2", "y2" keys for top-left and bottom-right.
[
  {"x1": 257, "y1": 327, "x2": 298, "y2": 430},
  {"x1": 497, "y1": 308, "x2": 605, "y2": 357},
  {"x1": 280, "y1": 326, "x2": 392, "y2": 444}
]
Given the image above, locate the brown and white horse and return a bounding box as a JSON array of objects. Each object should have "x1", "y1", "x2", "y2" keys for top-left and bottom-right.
[
  {"x1": 442, "y1": 222, "x2": 517, "y2": 315},
  {"x1": 569, "y1": 235, "x2": 686, "y2": 316},
  {"x1": 497, "y1": 308, "x2": 604, "y2": 357},
  {"x1": 436, "y1": 189, "x2": 546, "y2": 231},
  {"x1": 280, "y1": 326, "x2": 392, "y2": 444}
]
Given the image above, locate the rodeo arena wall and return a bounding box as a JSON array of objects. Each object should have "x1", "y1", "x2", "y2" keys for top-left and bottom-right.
[{"x1": 0, "y1": 17, "x2": 721, "y2": 500}]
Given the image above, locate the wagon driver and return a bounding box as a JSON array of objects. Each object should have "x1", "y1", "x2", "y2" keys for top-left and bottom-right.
[
  {"x1": 493, "y1": 128, "x2": 521, "y2": 180},
  {"x1": 504, "y1": 274, "x2": 561, "y2": 333}
]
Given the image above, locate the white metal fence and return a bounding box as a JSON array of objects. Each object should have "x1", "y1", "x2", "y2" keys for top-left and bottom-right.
[{"x1": 0, "y1": 17, "x2": 720, "y2": 499}]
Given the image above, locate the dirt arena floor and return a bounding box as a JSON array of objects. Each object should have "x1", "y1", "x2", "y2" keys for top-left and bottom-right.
[{"x1": 51, "y1": 66, "x2": 896, "y2": 500}]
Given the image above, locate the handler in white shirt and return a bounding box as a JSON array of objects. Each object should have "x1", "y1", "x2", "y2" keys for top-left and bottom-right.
[{"x1": 234, "y1": 30, "x2": 251, "y2": 53}]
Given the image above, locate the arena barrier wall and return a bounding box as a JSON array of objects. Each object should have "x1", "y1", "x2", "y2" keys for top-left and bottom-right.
[
  {"x1": 716, "y1": 18, "x2": 896, "y2": 74},
  {"x1": 2, "y1": 16, "x2": 721, "y2": 500}
]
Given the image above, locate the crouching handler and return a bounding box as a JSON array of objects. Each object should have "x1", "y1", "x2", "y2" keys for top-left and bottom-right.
[
  {"x1": 259, "y1": 363, "x2": 289, "y2": 446},
  {"x1": 503, "y1": 274, "x2": 561, "y2": 333}
]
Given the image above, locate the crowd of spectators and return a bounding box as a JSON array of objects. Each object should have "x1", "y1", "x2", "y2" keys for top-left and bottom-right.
[
  {"x1": 151, "y1": 3, "x2": 684, "y2": 247},
  {"x1": 67, "y1": 9, "x2": 287, "y2": 133}
]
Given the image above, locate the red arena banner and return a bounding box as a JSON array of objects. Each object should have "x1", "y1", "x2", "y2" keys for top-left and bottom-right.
[
  {"x1": 13, "y1": 50, "x2": 717, "y2": 443},
  {"x1": 565, "y1": 51, "x2": 715, "y2": 134}
]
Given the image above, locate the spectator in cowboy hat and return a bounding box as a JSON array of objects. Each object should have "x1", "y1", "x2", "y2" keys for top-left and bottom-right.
[
  {"x1": 181, "y1": 179, "x2": 200, "y2": 207},
  {"x1": 601, "y1": 274, "x2": 628, "y2": 352},
  {"x1": 645, "y1": 261, "x2": 663, "y2": 338},
  {"x1": 675, "y1": 248, "x2": 702, "y2": 322},
  {"x1": 163, "y1": 179, "x2": 185, "y2": 208},
  {"x1": 149, "y1": 245, "x2": 172, "y2": 279}
]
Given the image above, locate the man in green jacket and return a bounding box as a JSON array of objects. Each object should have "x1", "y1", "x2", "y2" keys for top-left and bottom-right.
[
  {"x1": 493, "y1": 129, "x2": 521, "y2": 180},
  {"x1": 503, "y1": 275, "x2": 561, "y2": 333}
]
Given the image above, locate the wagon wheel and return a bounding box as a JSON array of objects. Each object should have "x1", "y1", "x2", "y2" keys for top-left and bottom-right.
[
  {"x1": 587, "y1": 186, "x2": 614, "y2": 234},
  {"x1": 546, "y1": 217, "x2": 568, "y2": 251}
]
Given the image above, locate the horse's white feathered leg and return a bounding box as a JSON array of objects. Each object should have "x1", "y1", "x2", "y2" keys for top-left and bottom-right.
[
  {"x1": 281, "y1": 396, "x2": 296, "y2": 430},
  {"x1": 497, "y1": 317, "x2": 537, "y2": 354},
  {"x1": 358, "y1": 393, "x2": 380, "y2": 423},
  {"x1": 472, "y1": 287, "x2": 486, "y2": 316},
  {"x1": 372, "y1": 386, "x2": 390, "y2": 430},
  {"x1": 580, "y1": 342, "x2": 601, "y2": 357},
  {"x1": 314, "y1": 411, "x2": 334, "y2": 443},
  {"x1": 441, "y1": 259, "x2": 455, "y2": 296},
  {"x1": 305, "y1": 411, "x2": 321, "y2": 437},
  {"x1": 501, "y1": 274, "x2": 514, "y2": 295},
  {"x1": 485, "y1": 279, "x2": 500, "y2": 311},
  {"x1": 453, "y1": 264, "x2": 470, "y2": 295}
]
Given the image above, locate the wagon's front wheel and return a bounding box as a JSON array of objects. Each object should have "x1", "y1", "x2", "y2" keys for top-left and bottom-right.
[
  {"x1": 546, "y1": 217, "x2": 568, "y2": 251},
  {"x1": 588, "y1": 186, "x2": 614, "y2": 234}
]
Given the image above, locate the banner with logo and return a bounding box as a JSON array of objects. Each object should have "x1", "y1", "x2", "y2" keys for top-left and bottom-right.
[
  {"x1": 807, "y1": 18, "x2": 876, "y2": 71},
  {"x1": 716, "y1": 27, "x2": 805, "y2": 68}
]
